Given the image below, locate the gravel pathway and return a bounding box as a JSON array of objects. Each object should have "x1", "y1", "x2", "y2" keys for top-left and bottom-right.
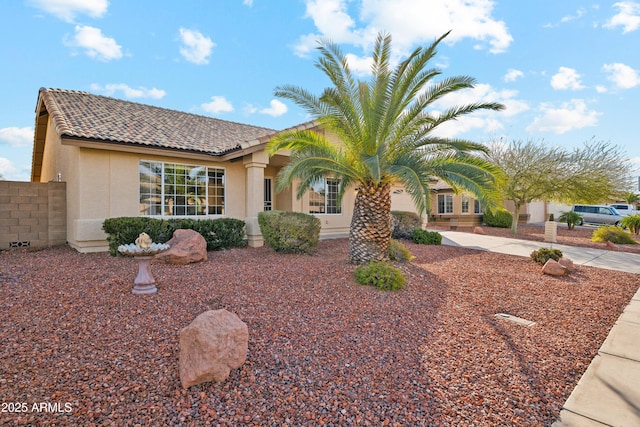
[{"x1": 1, "y1": 238, "x2": 638, "y2": 426}]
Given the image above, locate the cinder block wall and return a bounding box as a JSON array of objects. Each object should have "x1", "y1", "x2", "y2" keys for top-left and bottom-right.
[{"x1": 0, "y1": 181, "x2": 66, "y2": 249}]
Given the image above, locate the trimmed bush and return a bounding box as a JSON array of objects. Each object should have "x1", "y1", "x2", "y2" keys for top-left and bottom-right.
[
  {"x1": 391, "y1": 210, "x2": 421, "y2": 240},
  {"x1": 167, "y1": 218, "x2": 246, "y2": 251},
  {"x1": 592, "y1": 226, "x2": 638, "y2": 245},
  {"x1": 389, "y1": 239, "x2": 415, "y2": 262},
  {"x1": 354, "y1": 262, "x2": 406, "y2": 291},
  {"x1": 102, "y1": 217, "x2": 246, "y2": 256},
  {"x1": 621, "y1": 214, "x2": 640, "y2": 235},
  {"x1": 530, "y1": 247, "x2": 563, "y2": 265},
  {"x1": 258, "y1": 210, "x2": 321, "y2": 254},
  {"x1": 103, "y1": 217, "x2": 173, "y2": 256},
  {"x1": 412, "y1": 229, "x2": 442, "y2": 245},
  {"x1": 482, "y1": 209, "x2": 512, "y2": 228}
]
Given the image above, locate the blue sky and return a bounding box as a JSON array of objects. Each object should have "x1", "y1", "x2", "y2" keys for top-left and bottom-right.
[{"x1": 1, "y1": 0, "x2": 639, "y2": 184}]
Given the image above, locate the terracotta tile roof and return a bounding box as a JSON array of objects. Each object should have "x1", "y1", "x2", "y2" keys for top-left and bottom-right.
[{"x1": 37, "y1": 88, "x2": 277, "y2": 155}]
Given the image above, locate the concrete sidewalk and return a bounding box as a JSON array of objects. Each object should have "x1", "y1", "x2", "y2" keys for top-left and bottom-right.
[{"x1": 435, "y1": 230, "x2": 640, "y2": 427}]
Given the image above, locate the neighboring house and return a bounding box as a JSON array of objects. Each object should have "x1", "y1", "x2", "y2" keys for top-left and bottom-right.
[{"x1": 31, "y1": 88, "x2": 355, "y2": 252}]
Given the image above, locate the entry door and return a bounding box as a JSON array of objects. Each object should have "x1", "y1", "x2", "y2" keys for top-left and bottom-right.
[{"x1": 264, "y1": 178, "x2": 273, "y2": 211}]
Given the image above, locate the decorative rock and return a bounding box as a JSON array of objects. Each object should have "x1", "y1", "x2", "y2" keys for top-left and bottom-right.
[
  {"x1": 558, "y1": 257, "x2": 575, "y2": 272},
  {"x1": 473, "y1": 226, "x2": 485, "y2": 235},
  {"x1": 606, "y1": 241, "x2": 618, "y2": 250},
  {"x1": 154, "y1": 229, "x2": 207, "y2": 265},
  {"x1": 179, "y1": 309, "x2": 248, "y2": 388},
  {"x1": 542, "y1": 259, "x2": 568, "y2": 276}
]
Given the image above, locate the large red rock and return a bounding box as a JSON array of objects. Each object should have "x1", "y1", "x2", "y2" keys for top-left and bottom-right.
[
  {"x1": 154, "y1": 229, "x2": 207, "y2": 264},
  {"x1": 542, "y1": 259, "x2": 568, "y2": 276},
  {"x1": 179, "y1": 309, "x2": 248, "y2": 388},
  {"x1": 558, "y1": 257, "x2": 575, "y2": 272}
]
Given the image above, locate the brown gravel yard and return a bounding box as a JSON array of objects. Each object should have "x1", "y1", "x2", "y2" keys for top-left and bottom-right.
[{"x1": 1, "y1": 228, "x2": 639, "y2": 426}]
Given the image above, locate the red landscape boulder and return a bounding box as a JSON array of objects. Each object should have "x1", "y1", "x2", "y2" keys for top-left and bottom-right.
[
  {"x1": 179, "y1": 309, "x2": 249, "y2": 388},
  {"x1": 542, "y1": 259, "x2": 568, "y2": 276},
  {"x1": 154, "y1": 229, "x2": 207, "y2": 265}
]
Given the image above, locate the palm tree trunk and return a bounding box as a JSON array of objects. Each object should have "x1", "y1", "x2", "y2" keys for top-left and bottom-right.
[{"x1": 349, "y1": 183, "x2": 391, "y2": 264}]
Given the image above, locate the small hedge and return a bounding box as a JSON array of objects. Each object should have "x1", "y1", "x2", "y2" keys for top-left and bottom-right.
[
  {"x1": 258, "y1": 210, "x2": 321, "y2": 254},
  {"x1": 592, "y1": 226, "x2": 638, "y2": 245},
  {"x1": 412, "y1": 229, "x2": 442, "y2": 245},
  {"x1": 354, "y1": 262, "x2": 406, "y2": 291},
  {"x1": 389, "y1": 239, "x2": 415, "y2": 262},
  {"x1": 391, "y1": 210, "x2": 421, "y2": 240},
  {"x1": 482, "y1": 209, "x2": 512, "y2": 228},
  {"x1": 530, "y1": 247, "x2": 563, "y2": 265},
  {"x1": 102, "y1": 217, "x2": 246, "y2": 256}
]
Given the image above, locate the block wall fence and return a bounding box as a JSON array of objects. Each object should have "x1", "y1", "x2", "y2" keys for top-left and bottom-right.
[{"x1": 0, "y1": 181, "x2": 66, "y2": 250}]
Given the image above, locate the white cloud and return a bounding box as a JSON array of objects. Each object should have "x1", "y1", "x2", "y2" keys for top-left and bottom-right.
[
  {"x1": 604, "y1": 1, "x2": 640, "y2": 33},
  {"x1": 28, "y1": 0, "x2": 108, "y2": 22},
  {"x1": 560, "y1": 7, "x2": 587, "y2": 23},
  {"x1": 0, "y1": 127, "x2": 33, "y2": 147},
  {"x1": 526, "y1": 99, "x2": 600, "y2": 134},
  {"x1": 0, "y1": 158, "x2": 18, "y2": 179},
  {"x1": 429, "y1": 83, "x2": 528, "y2": 138},
  {"x1": 595, "y1": 85, "x2": 608, "y2": 93},
  {"x1": 550, "y1": 67, "x2": 585, "y2": 90},
  {"x1": 65, "y1": 25, "x2": 122, "y2": 61},
  {"x1": 90, "y1": 83, "x2": 166, "y2": 99},
  {"x1": 294, "y1": 0, "x2": 513, "y2": 58},
  {"x1": 201, "y1": 96, "x2": 234, "y2": 114},
  {"x1": 345, "y1": 53, "x2": 372, "y2": 76},
  {"x1": 602, "y1": 62, "x2": 640, "y2": 89},
  {"x1": 243, "y1": 0, "x2": 254, "y2": 6},
  {"x1": 179, "y1": 28, "x2": 215, "y2": 65},
  {"x1": 259, "y1": 100, "x2": 288, "y2": 117},
  {"x1": 504, "y1": 68, "x2": 523, "y2": 82}
]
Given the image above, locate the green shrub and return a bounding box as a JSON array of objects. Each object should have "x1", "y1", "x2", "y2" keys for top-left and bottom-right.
[
  {"x1": 558, "y1": 211, "x2": 582, "y2": 230},
  {"x1": 167, "y1": 218, "x2": 246, "y2": 250},
  {"x1": 412, "y1": 229, "x2": 442, "y2": 245},
  {"x1": 389, "y1": 239, "x2": 415, "y2": 262},
  {"x1": 530, "y1": 247, "x2": 563, "y2": 265},
  {"x1": 103, "y1": 217, "x2": 173, "y2": 256},
  {"x1": 592, "y1": 226, "x2": 638, "y2": 244},
  {"x1": 102, "y1": 217, "x2": 246, "y2": 256},
  {"x1": 354, "y1": 262, "x2": 406, "y2": 291},
  {"x1": 621, "y1": 214, "x2": 640, "y2": 235},
  {"x1": 482, "y1": 209, "x2": 512, "y2": 228},
  {"x1": 258, "y1": 210, "x2": 321, "y2": 254},
  {"x1": 391, "y1": 210, "x2": 421, "y2": 240}
]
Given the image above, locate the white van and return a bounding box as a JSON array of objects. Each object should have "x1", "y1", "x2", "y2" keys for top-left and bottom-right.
[{"x1": 571, "y1": 204, "x2": 623, "y2": 226}]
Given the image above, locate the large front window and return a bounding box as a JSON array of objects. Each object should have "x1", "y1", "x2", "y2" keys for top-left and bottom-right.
[
  {"x1": 139, "y1": 161, "x2": 225, "y2": 216},
  {"x1": 308, "y1": 178, "x2": 341, "y2": 214}
]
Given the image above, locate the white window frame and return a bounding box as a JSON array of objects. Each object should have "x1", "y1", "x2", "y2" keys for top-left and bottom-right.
[
  {"x1": 461, "y1": 195, "x2": 470, "y2": 214},
  {"x1": 308, "y1": 178, "x2": 342, "y2": 215},
  {"x1": 264, "y1": 177, "x2": 274, "y2": 211},
  {"x1": 474, "y1": 199, "x2": 483, "y2": 214},
  {"x1": 139, "y1": 160, "x2": 226, "y2": 217},
  {"x1": 437, "y1": 194, "x2": 454, "y2": 214}
]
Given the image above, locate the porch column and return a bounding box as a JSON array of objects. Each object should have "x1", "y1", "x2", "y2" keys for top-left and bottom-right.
[{"x1": 243, "y1": 151, "x2": 268, "y2": 247}]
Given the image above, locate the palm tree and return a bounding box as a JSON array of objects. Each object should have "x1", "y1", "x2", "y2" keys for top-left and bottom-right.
[
  {"x1": 623, "y1": 192, "x2": 640, "y2": 207},
  {"x1": 266, "y1": 32, "x2": 505, "y2": 264}
]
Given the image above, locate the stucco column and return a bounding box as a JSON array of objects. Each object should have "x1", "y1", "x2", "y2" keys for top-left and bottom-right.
[{"x1": 243, "y1": 152, "x2": 268, "y2": 247}]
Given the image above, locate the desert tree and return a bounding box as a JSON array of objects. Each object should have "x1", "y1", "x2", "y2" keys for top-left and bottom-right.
[{"x1": 486, "y1": 138, "x2": 632, "y2": 233}]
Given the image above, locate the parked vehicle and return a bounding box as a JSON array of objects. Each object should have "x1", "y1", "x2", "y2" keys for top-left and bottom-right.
[
  {"x1": 571, "y1": 204, "x2": 623, "y2": 226},
  {"x1": 608, "y1": 203, "x2": 639, "y2": 216}
]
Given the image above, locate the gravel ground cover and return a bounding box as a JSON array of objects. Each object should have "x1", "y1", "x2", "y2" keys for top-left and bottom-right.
[{"x1": 1, "y1": 233, "x2": 638, "y2": 426}]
